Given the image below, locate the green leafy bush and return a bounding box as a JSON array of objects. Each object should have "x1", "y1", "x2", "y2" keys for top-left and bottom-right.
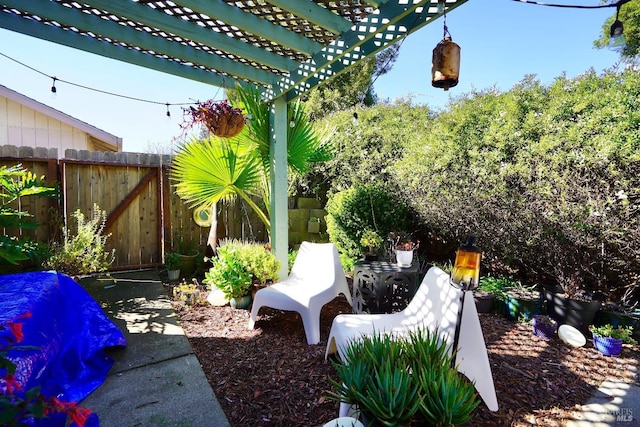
[
  {"x1": 394, "y1": 70, "x2": 640, "y2": 302},
  {"x1": 325, "y1": 184, "x2": 411, "y2": 271},
  {"x1": 0, "y1": 164, "x2": 57, "y2": 266},
  {"x1": 203, "y1": 239, "x2": 280, "y2": 299},
  {"x1": 44, "y1": 204, "x2": 114, "y2": 275}
]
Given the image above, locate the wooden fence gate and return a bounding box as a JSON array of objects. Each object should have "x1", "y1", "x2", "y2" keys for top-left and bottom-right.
[{"x1": 1, "y1": 147, "x2": 267, "y2": 271}]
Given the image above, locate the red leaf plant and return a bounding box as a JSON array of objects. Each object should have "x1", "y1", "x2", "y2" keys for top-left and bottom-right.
[{"x1": 1, "y1": 312, "x2": 93, "y2": 427}]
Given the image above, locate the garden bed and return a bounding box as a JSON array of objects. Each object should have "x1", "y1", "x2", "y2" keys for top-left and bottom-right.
[{"x1": 169, "y1": 284, "x2": 639, "y2": 426}]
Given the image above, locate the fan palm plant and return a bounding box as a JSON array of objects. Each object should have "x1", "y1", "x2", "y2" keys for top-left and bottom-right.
[{"x1": 171, "y1": 84, "x2": 332, "y2": 235}]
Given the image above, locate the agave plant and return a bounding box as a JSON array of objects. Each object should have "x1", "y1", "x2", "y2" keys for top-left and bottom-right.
[{"x1": 328, "y1": 329, "x2": 479, "y2": 427}]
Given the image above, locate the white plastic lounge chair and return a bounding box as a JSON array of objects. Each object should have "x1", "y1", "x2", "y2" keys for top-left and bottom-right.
[
  {"x1": 248, "y1": 241, "x2": 352, "y2": 345},
  {"x1": 325, "y1": 266, "x2": 498, "y2": 412}
]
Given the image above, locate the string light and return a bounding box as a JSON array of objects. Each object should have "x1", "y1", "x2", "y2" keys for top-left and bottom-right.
[
  {"x1": 1, "y1": 51, "x2": 197, "y2": 119},
  {"x1": 352, "y1": 111, "x2": 359, "y2": 125},
  {"x1": 50, "y1": 77, "x2": 57, "y2": 99},
  {"x1": 289, "y1": 119, "x2": 295, "y2": 128}
]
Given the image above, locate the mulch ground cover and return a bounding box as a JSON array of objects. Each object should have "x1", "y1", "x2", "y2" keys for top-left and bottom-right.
[{"x1": 167, "y1": 281, "x2": 639, "y2": 427}]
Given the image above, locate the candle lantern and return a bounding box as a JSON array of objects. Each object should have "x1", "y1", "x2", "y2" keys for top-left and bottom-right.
[{"x1": 451, "y1": 235, "x2": 481, "y2": 291}]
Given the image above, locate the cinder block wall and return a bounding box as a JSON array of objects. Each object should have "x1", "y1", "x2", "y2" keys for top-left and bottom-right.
[{"x1": 288, "y1": 197, "x2": 329, "y2": 249}]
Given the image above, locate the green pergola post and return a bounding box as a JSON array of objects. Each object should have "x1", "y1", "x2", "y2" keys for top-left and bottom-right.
[{"x1": 269, "y1": 96, "x2": 289, "y2": 280}]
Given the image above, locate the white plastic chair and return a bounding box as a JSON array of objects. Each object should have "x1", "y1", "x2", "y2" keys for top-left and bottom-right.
[
  {"x1": 325, "y1": 266, "x2": 498, "y2": 412},
  {"x1": 248, "y1": 241, "x2": 352, "y2": 345}
]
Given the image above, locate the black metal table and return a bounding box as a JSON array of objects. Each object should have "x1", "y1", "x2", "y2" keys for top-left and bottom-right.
[{"x1": 352, "y1": 260, "x2": 420, "y2": 314}]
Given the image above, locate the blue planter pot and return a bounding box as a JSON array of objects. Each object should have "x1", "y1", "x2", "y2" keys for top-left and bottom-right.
[
  {"x1": 592, "y1": 334, "x2": 623, "y2": 357},
  {"x1": 505, "y1": 292, "x2": 543, "y2": 321}
]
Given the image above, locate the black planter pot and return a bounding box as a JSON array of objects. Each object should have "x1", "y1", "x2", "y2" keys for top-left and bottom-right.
[
  {"x1": 594, "y1": 310, "x2": 640, "y2": 338},
  {"x1": 545, "y1": 291, "x2": 602, "y2": 333},
  {"x1": 473, "y1": 291, "x2": 495, "y2": 313}
]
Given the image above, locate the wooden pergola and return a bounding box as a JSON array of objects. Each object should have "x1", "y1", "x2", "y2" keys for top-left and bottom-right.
[{"x1": 0, "y1": 0, "x2": 469, "y2": 276}]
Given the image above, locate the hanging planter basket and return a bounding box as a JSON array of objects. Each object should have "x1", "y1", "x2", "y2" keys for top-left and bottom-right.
[{"x1": 184, "y1": 99, "x2": 246, "y2": 138}]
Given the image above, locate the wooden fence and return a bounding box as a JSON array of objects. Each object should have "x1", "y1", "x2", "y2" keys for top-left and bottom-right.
[{"x1": 1, "y1": 145, "x2": 267, "y2": 271}]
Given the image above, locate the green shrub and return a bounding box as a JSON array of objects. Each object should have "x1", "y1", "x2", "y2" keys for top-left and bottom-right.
[
  {"x1": 0, "y1": 164, "x2": 57, "y2": 266},
  {"x1": 203, "y1": 239, "x2": 280, "y2": 299},
  {"x1": 44, "y1": 204, "x2": 114, "y2": 275},
  {"x1": 325, "y1": 184, "x2": 411, "y2": 271},
  {"x1": 394, "y1": 70, "x2": 640, "y2": 302}
]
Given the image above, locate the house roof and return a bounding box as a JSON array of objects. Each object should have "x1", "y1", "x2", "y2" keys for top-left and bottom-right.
[
  {"x1": 0, "y1": 83, "x2": 122, "y2": 151},
  {"x1": 0, "y1": 0, "x2": 469, "y2": 102}
]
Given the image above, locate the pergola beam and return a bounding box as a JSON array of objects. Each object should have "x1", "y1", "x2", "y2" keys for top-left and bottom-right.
[
  {"x1": 0, "y1": 0, "x2": 277, "y2": 86},
  {"x1": 177, "y1": 0, "x2": 324, "y2": 57},
  {"x1": 268, "y1": 0, "x2": 354, "y2": 34},
  {"x1": 79, "y1": 0, "x2": 297, "y2": 72}
]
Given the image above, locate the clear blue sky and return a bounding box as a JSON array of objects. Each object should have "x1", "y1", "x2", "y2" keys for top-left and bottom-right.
[{"x1": 0, "y1": 0, "x2": 622, "y2": 153}]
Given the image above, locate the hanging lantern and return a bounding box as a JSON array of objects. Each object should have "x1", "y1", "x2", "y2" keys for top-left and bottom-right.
[
  {"x1": 450, "y1": 235, "x2": 481, "y2": 291},
  {"x1": 432, "y1": 36, "x2": 460, "y2": 91}
]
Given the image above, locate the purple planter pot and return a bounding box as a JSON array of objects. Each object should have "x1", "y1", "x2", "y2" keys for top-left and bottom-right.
[{"x1": 532, "y1": 315, "x2": 557, "y2": 339}]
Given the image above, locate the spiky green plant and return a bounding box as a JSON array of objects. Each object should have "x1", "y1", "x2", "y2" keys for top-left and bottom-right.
[{"x1": 328, "y1": 329, "x2": 480, "y2": 427}]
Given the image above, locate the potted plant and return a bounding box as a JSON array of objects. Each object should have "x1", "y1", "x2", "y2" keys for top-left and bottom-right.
[
  {"x1": 174, "y1": 234, "x2": 200, "y2": 276},
  {"x1": 328, "y1": 329, "x2": 479, "y2": 427},
  {"x1": 532, "y1": 314, "x2": 557, "y2": 340},
  {"x1": 165, "y1": 252, "x2": 181, "y2": 281},
  {"x1": 544, "y1": 272, "x2": 603, "y2": 333},
  {"x1": 387, "y1": 231, "x2": 419, "y2": 267},
  {"x1": 504, "y1": 281, "x2": 543, "y2": 321},
  {"x1": 360, "y1": 230, "x2": 383, "y2": 261},
  {"x1": 204, "y1": 256, "x2": 253, "y2": 308},
  {"x1": 594, "y1": 300, "x2": 640, "y2": 338},
  {"x1": 203, "y1": 239, "x2": 280, "y2": 309},
  {"x1": 474, "y1": 275, "x2": 510, "y2": 314},
  {"x1": 589, "y1": 324, "x2": 636, "y2": 357},
  {"x1": 308, "y1": 216, "x2": 321, "y2": 234},
  {"x1": 181, "y1": 99, "x2": 246, "y2": 138}
]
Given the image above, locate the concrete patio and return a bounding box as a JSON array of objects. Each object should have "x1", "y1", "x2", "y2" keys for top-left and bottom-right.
[{"x1": 79, "y1": 270, "x2": 230, "y2": 427}]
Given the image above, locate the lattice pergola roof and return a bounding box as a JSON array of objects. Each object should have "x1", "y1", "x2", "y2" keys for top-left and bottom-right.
[{"x1": 0, "y1": 0, "x2": 468, "y2": 101}]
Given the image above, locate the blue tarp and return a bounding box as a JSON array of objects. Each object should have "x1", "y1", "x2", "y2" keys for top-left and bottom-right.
[{"x1": 0, "y1": 271, "x2": 126, "y2": 422}]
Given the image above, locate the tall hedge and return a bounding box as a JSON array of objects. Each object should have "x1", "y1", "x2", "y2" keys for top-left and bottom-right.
[{"x1": 394, "y1": 70, "x2": 640, "y2": 301}]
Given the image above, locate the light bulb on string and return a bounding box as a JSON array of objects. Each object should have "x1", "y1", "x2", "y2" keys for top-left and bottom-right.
[
  {"x1": 289, "y1": 119, "x2": 295, "y2": 128},
  {"x1": 50, "y1": 77, "x2": 58, "y2": 99},
  {"x1": 165, "y1": 103, "x2": 171, "y2": 121},
  {"x1": 608, "y1": 4, "x2": 626, "y2": 51},
  {"x1": 352, "y1": 111, "x2": 359, "y2": 126}
]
